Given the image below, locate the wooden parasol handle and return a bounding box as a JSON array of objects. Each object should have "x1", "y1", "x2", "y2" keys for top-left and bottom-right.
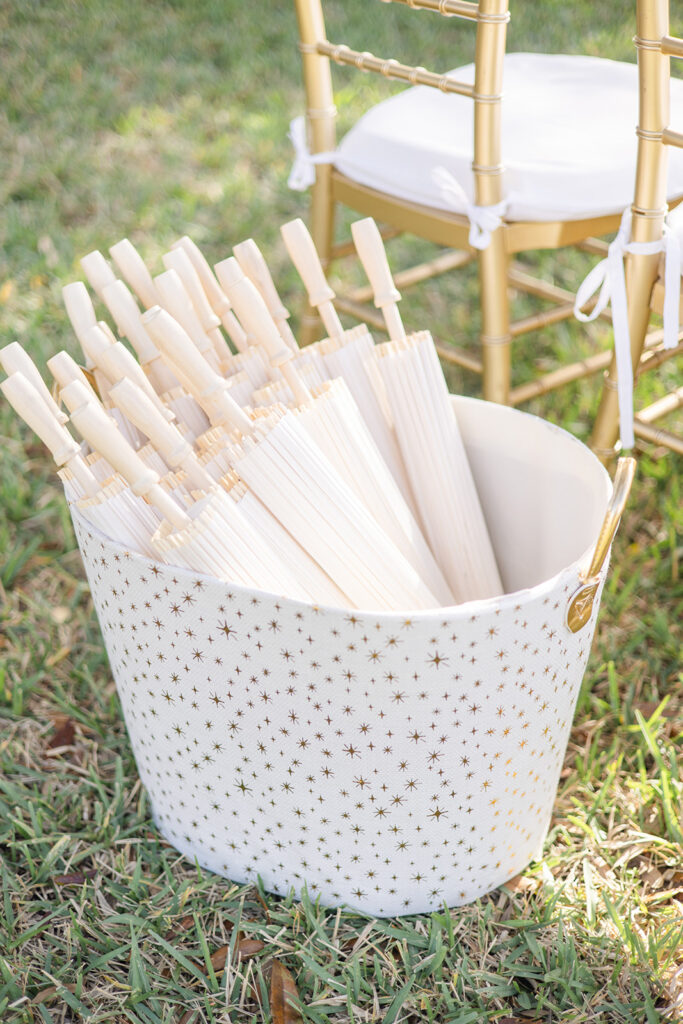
[
  {"x1": 280, "y1": 218, "x2": 344, "y2": 340},
  {"x1": 96, "y1": 320, "x2": 118, "y2": 346},
  {"x1": 77, "y1": 324, "x2": 116, "y2": 384},
  {"x1": 82, "y1": 325, "x2": 174, "y2": 422},
  {"x1": 109, "y1": 238, "x2": 159, "y2": 310},
  {"x1": 47, "y1": 350, "x2": 101, "y2": 403},
  {"x1": 351, "y1": 218, "x2": 406, "y2": 343},
  {"x1": 110, "y1": 378, "x2": 213, "y2": 491},
  {"x1": 99, "y1": 279, "x2": 179, "y2": 393},
  {"x1": 163, "y1": 248, "x2": 233, "y2": 366},
  {"x1": 163, "y1": 247, "x2": 221, "y2": 333},
  {"x1": 0, "y1": 372, "x2": 99, "y2": 497},
  {"x1": 172, "y1": 236, "x2": 229, "y2": 315},
  {"x1": 0, "y1": 342, "x2": 69, "y2": 425},
  {"x1": 62, "y1": 282, "x2": 98, "y2": 361},
  {"x1": 100, "y1": 278, "x2": 158, "y2": 364},
  {"x1": 65, "y1": 380, "x2": 190, "y2": 529},
  {"x1": 80, "y1": 250, "x2": 117, "y2": 301},
  {"x1": 143, "y1": 306, "x2": 253, "y2": 434},
  {"x1": 171, "y1": 235, "x2": 249, "y2": 352},
  {"x1": 233, "y1": 238, "x2": 297, "y2": 351},
  {"x1": 215, "y1": 258, "x2": 311, "y2": 405},
  {"x1": 154, "y1": 269, "x2": 220, "y2": 369}
]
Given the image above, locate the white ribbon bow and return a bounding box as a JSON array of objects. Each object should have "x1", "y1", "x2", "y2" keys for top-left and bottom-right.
[
  {"x1": 574, "y1": 207, "x2": 680, "y2": 450},
  {"x1": 287, "y1": 116, "x2": 336, "y2": 191},
  {"x1": 433, "y1": 166, "x2": 508, "y2": 251}
]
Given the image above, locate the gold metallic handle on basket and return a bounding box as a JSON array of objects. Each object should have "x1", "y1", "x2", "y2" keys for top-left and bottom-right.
[{"x1": 566, "y1": 457, "x2": 636, "y2": 633}]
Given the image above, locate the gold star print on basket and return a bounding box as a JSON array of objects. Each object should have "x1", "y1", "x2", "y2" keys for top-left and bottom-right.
[{"x1": 69, "y1": 397, "x2": 616, "y2": 917}]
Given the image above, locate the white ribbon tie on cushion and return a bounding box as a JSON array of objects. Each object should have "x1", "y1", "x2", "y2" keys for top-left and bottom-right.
[
  {"x1": 433, "y1": 167, "x2": 508, "y2": 251},
  {"x1": 287, "y1": 116, "x2": 337, "y2": 191},
  {"x1": 574, "y1": 207, "x2": 681, "y2": 450}
]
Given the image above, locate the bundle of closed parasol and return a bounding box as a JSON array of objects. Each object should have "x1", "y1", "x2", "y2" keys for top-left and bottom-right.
[{"x1": 0, "y1": 217, "x2": 506, "y2": 612}]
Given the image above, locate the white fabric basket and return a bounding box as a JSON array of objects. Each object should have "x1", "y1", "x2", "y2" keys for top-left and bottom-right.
[{"x1": 70, "y1": 398, "x2": 613, "y2": 917}]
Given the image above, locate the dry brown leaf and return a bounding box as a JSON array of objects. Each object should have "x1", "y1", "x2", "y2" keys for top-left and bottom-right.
[
  {"x1": 208, "y1": 944, "x2": 230, "y2": 972},
  {"x1": 53, "y1": 870, "x2": 96, "y2": 886},
  {"x1": 203, "y1": 935, "x2": 266, "y2": 974},
  {"x1": 634, "y1": 701, "x2": 679, "y2": 719},
  {"x1": 503, "y1": 873, "x2": 536, "y2": 893},
  {"x1": 164, "y1": 915, "x2": 195, "y2": 941},
  {"x1": 504, "y1": 873, "x2": 524, "y2": 891},
  {"x1": 271, "y1": 960, "x2": 303, "y2": 1024},
  {"x1": 237, "y1": 938, "x2": 266, "y2": 960},
  {"x1": 641, "y1": 865, "x2": 665, "y2": 889},
  {"x1": 46, "y1": 718, "x2": 75, "y2": 751},
  {"x1": 33, "y1": 984, "x2": 77, "y2": 1004}
]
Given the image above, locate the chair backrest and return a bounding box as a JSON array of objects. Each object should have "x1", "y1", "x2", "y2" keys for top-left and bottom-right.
[{"x1": 293, "y1": 0, "x2": 510, "y2": 207}]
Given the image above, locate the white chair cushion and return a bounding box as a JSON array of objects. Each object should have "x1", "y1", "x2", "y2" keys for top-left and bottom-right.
[{"x1": 334, "y1": 52, "x2": 683, "y2": 223}]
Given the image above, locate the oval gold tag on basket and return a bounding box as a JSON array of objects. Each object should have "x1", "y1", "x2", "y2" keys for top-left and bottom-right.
[{"x1": 566, "y1": 457, "x2": 636, "y2": 633}]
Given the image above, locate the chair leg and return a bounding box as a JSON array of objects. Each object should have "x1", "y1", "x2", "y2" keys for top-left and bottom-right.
[
  {"x1": 590, "y1": 368, "x2": 622, "y2": 462},
  {"x1": 479, "y1": 231, "x2": 511, "y2": 404},
  {"x1": 301, "y1": 169, "x2": 336, "y2": 347}
]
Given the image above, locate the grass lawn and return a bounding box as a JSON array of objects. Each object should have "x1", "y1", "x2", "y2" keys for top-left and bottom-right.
[{"x1": 0, "y1": 1, "x2": 681, "y2": 1021}]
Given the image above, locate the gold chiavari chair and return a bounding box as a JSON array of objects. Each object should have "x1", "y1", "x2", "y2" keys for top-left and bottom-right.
[
  {"x1": 581, "y1": 0, "x2": 683, "y2": 459},
  {"x1": 290, "y1": 0, "x2": 683, "y2": 406}
]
